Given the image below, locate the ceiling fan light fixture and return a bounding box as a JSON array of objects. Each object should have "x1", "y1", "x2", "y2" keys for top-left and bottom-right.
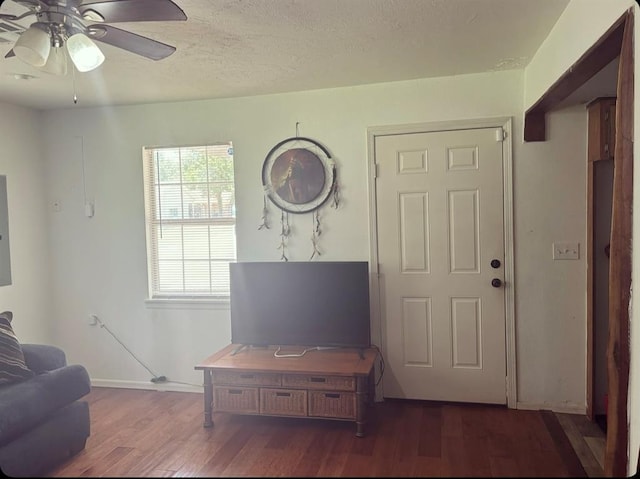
[
  {"x1": 67, "y1": 32, "x2": 104, "y2": 72},
  {"x1": 14, "y1": 24, "x2": 51, "y2": 67},
  {"x1": 40, "y1": 45, "x2": 67, "y2": 75}
]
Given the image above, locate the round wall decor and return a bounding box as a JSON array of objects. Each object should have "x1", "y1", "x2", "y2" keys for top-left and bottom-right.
[{"x1": 262, "y1": 136, "x2": 336, "y2": 214}]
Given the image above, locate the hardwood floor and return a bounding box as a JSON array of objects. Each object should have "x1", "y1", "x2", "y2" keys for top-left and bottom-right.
[
  {"x1": 48, "y1": 387, "x2": 603, "y2": 477},
  {"x1": 554, "y1": 413, "x2": 606, "y2": 477}
]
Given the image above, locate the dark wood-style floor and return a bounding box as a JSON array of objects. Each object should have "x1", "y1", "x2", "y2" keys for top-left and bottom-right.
[{"x1": 48, "y1": 387, "x2": 605, "y2": 477}]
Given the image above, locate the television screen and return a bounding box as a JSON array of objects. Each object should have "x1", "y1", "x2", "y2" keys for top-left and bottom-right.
[{"x1": 230, "y1": 261, "x2": 371, "y2": 349}]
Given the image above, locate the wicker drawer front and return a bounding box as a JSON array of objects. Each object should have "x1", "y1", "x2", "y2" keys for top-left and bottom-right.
[
  {"x1": 282, "y1": 374, "x2": 355, "y2": 391},
  {"x1": 308, "y1": 391, "x2": 356, "y2": 419},
  {"x1": 214, "y1": 387, "x2": 259, "y2": 413},
  {"x1": 213, "y1": 370, "x2": 281, "y2": 387},
  {"x1": 260, "y1": 388, "x2": 308, "y2": 416}
]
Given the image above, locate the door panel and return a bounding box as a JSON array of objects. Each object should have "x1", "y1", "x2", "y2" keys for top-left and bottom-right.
[{"x1": 375, "y1": 127, "x2": 506, "y2": 404}]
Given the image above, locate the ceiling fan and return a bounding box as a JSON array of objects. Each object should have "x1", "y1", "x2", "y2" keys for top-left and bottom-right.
[{"x1": 0, "y1": 0, "x2": 187, "y2": 74}]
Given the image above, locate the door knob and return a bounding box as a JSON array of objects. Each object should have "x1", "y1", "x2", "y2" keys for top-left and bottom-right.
[
  {"x1": 491, "y1": 278, "x2": 502, "y2": 288},
  {"x1": 491, "y1": 259, "x2": 501, "y2": 269}
]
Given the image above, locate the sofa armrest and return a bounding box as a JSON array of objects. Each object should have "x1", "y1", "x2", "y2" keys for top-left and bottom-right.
[
  {"x1": 0, "y1": 364, "x2": 91, "y2": 447},
  {"x1": 21, "y1": 344, "x2": 67, "y2": 373}
]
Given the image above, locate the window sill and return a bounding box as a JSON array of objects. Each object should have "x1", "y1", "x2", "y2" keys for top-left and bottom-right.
[{"x1": 144, "y1": 298, "x2": 230, "y2": 310}]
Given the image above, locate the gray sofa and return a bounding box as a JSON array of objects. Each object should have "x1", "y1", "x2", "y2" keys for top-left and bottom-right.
[{"x1": 0, "y1": 344, "x2": 91, "y2": 477}]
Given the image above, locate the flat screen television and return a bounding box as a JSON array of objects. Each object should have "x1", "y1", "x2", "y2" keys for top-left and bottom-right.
[{"x1": 230, "y1": 261, "x2": 371, "y2": 349}]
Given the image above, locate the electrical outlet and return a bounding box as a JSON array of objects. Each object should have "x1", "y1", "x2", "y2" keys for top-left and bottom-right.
[
  {"x1": 88, "y1": 314, "x2": 98, "y2": 326},
  {"x1": 553, "y1": 242, "x2": 580, "y2": 260}
]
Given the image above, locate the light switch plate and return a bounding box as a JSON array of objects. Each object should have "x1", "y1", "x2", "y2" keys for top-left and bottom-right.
[{"x1": 553, "y1": 241, "x2": 580, "y2": 260}]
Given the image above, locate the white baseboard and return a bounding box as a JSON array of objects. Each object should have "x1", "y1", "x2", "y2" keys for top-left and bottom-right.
[
  {"x1": 516, "y1": 401, "x2": 586, "y2": 415},
  {"x1": 90, "y1": 378, "x2": 203, "y2": 394}
]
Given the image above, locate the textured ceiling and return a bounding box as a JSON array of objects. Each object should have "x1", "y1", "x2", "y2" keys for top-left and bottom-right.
[{"x1": 0, "y1": 0, "x2": 571, "y2": 110}]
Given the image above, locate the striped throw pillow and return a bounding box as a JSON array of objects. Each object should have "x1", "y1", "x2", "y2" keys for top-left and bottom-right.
[{"x1": 0, "y1": 311, "x2": 34, "y2": 385}]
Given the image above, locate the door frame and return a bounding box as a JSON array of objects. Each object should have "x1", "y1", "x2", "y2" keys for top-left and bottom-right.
[{"x1": 366, "y1": 117, "x2": 516, "y2": 407}]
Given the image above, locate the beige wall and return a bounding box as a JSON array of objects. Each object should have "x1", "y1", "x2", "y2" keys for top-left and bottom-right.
[
  {"x1": 0, "y1": 102, "x2": 52, "y2": 343},
  {"x1": 515, "y1": 104, "x2": 587, "y2": 412}
]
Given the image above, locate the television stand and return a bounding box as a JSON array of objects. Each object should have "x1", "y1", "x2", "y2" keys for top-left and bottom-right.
[{"x1": 195, "y1": 344, "x2": 378, "y2": 437}]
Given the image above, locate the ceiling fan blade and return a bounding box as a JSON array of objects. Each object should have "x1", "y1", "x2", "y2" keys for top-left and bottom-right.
[
  {"x1": 78, "y1": 0, "x2": 186, "y2": 23},
  {"x1": 89, "y1": 24, "x2": 176, "y2": 60}
]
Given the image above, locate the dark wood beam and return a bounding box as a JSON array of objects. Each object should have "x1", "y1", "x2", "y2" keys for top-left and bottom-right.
[
  {"x1": 523, "y1": 111, "x2": 546, "y2": 142},
  {"x1": 605, "y1": 10, "x2": 633, "y2": 477},
  {"x1": 524, "y1": 15, "x2": 625, "y2": 142}
]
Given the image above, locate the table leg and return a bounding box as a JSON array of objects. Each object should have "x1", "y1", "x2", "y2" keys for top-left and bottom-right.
[
  {"x1": 203, "y1": 369, "x2": 214, "y2": 428},
  {"x1": 355, "y1": 375, "x2": 367, "y2": 437}
]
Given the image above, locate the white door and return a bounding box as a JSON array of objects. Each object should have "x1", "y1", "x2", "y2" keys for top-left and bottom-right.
[{"x1": 375, "y1": 127, "x2": 506, "y2": 404}]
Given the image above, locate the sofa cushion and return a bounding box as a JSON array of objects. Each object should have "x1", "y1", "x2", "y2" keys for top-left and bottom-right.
[
  {"x1": 22, "y1": 344, "x2": 67, "y2": 373},
  {"x1": 0, "y1": 364, "x2": 91, "y2": 446},
  {"x1": 0, "y1": 312, "x2": 34, "y2": 386}
]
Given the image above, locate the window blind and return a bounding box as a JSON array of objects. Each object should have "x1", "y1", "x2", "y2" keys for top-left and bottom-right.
[{"x1": 143, "y1": 143, "x2": 236, "y2": 298}]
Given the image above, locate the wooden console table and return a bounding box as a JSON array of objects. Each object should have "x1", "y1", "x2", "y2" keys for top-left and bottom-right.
[{"x1": 195, "y1": 344, "x2": 377, "y2": 437}]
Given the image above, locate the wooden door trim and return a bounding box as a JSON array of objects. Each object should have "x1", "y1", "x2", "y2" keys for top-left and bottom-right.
[
  {"x1": 605, "y1": 9, "x2": 633, "y2": 477},
  {"x1": 586, "y1": 97, "x2": 617, "y2": 423},
  {"x1": 524, "y1": 14, "x2": 626, "y2": 142},
  {"x1": 366, "y1": 117, "x2": 516, "y2": 407},
  {"x1": 587, "y1": 158, "x2": 595, "y2": 422}
]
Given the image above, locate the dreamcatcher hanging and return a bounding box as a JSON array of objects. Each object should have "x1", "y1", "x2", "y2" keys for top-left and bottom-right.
[{"x1": 258, "y1": 130, "x2": 340, "y2": 261}]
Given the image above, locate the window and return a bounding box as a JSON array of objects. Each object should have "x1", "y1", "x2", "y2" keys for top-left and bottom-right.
[{"x1": 142, "y1": 143, "x2": 236, "y2": 299}]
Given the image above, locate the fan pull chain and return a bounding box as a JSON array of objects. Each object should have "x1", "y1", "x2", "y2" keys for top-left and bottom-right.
[
  {"x1": 258, "y1": 194, "x2": 270, "y2": 230},
  {"x1": 310, "y1": 210, "x2": 322, "y2": 260},
  {"x1": 72, "y1": 64, "x2": 78, "y2": 104}
]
